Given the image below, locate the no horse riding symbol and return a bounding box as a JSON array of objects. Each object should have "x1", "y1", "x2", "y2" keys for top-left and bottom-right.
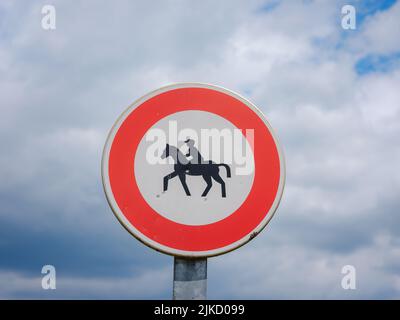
[
  {"x1": 161, "y1": 139, "x2": 231, "y2": 198},
  {"x1": 102, "y1": 83, "x2": 285, "y2": 257}
]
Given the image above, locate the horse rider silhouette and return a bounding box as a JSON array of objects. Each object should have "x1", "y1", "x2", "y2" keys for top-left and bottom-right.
[{"x1": 160, "y1": 141, "x2": 231, "y2": 198}]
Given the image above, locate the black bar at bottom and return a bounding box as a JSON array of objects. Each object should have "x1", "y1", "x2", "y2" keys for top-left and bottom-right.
[{"x1": 0, "y1": 300, "x2": 398, "y2": 319}]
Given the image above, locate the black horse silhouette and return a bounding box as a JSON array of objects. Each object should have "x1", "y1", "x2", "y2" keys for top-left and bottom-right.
[{"x1": 161, "y1": 144, "x2": 231, "y2": 197}]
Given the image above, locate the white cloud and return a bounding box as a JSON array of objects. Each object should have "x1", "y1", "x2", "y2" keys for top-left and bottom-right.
[
  {"x1": 209, "y1": 231, "x2": 400, "y2": 299},
  {"x1": 352, "y1": 1, "x2": 400, "y2": 55},
  {"x1": 0, "y1": 266, "x2": 171, "y2": 299}
]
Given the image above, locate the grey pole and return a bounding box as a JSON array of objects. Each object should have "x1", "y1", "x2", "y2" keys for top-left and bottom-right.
[{"x1": 173, "y1": 257, "x2": 207, "y2": 300}]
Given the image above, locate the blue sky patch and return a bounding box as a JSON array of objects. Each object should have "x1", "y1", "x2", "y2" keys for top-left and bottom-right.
[
  {"x1": 355, "y1": 52, "x2": 400, "y2": 75},
  {"x1": 354, "y1": 0, "x2": 397, "y2": 24}
]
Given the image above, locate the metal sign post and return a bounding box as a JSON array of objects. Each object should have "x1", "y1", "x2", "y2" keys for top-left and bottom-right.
[{"x1": 173, "y1": 257, "x2": 207, "y2": 300}]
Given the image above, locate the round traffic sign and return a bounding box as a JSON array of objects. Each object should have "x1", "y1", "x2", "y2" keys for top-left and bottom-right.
[{"x1": 102, "y1": 83, "x2": 285, "y2": 257}]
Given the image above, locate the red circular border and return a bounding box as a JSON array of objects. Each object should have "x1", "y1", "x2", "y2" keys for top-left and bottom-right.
[{"x1": 108, "y1": 87, "x2": 280, "y2": 251}]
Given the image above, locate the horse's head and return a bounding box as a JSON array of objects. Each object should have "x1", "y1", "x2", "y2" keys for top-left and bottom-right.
[{"x1": 161, "y1": 143, "x2": 170, "y2": 159}]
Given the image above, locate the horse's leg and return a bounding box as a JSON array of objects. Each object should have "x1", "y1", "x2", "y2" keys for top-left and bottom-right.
[
  {"x1": 212, "y1": 173, "x2": 226, "y2": 198},
  {"x1": 178, "y1": 173, "x2": 191, "y2": 196},
  {"x1": 163, "y1": 171, "x2": 178, "y2": 192},
  {"x1": 201, "y1": 175, "x2": 212, "y2": 197}
]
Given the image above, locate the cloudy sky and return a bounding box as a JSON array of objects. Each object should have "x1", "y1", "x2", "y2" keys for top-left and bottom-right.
[{"x1": 1, "y1": 0, "x2": 400, "y2": 299}]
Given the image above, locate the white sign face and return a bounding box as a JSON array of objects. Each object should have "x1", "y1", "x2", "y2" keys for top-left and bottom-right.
[
  {"x1": 102, "y1": 83, "x2": 285, "y2": 257},
  {"x1": 134, "y1": 110, "x2": 255, "y2": 226}
]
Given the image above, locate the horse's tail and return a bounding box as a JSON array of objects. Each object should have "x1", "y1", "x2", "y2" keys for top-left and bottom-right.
[{"x1": 218, "y1": 163, "x2": 231, "y2": 178}]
